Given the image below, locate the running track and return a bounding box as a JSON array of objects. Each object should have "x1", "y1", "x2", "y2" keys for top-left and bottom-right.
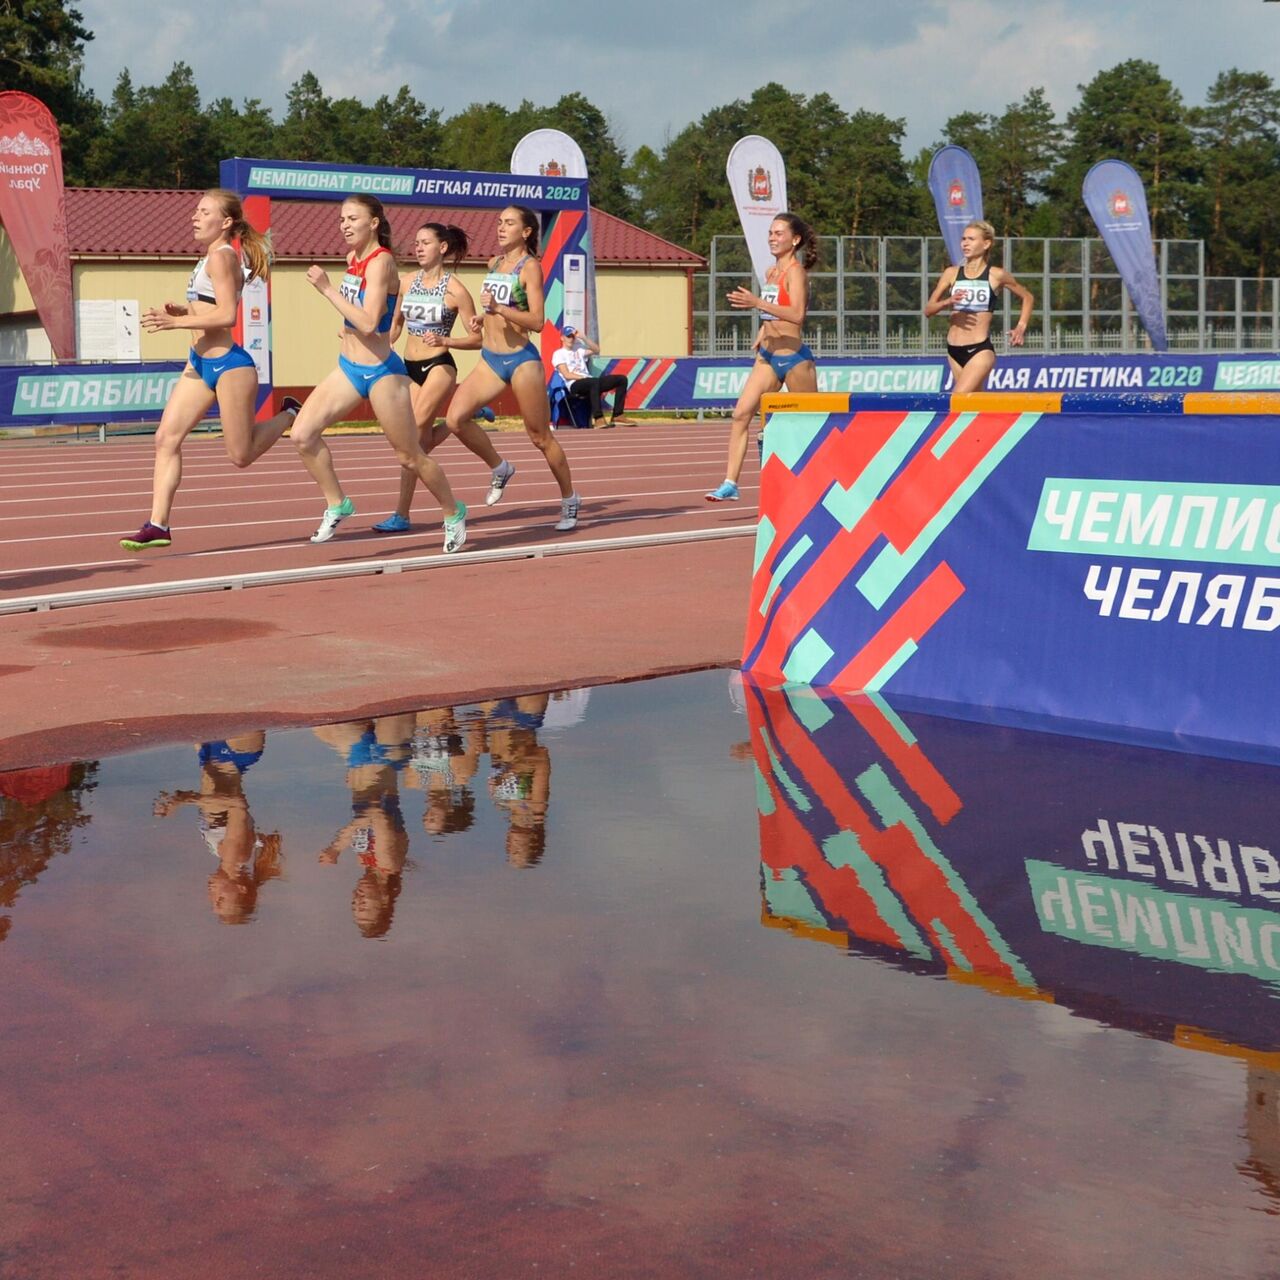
[{"x1": 0, "y1": 422, "x2": 759, "y2": 608}]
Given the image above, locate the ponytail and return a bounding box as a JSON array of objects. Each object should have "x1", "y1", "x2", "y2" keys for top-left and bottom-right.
[
  {"x1": 421, "y1": 221, "x2": 470, "y2": 267},
  {"x1": 205, "y1": 187, "x2": 271, "y2": 282}
]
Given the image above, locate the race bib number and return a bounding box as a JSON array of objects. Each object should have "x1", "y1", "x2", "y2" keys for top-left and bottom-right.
[
  {"x1": 759, "y1": 283, "x2": 781, "y2": 319},
  {"x1": 951, "y1": 278, "x2": 992, "y2": 312},
  {"x1": 402, "y1": 298, "x2": 443, "y2": 334},
  {"x1": 482, "y1": 272, "x2": 516, "y2": 306},
  {"x1": 339, "y1": 272, "x2": 363, "y2": 306}
]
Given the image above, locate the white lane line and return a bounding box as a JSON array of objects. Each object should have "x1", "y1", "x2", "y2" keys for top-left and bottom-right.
[
  {"x1": 0, "y1": 451, "x2": 736, "y2": 503},
  {"x1": 0, "y1": 523, "x2": 758, "y2": 614},
  {"x1": 0, "y1": 504, "x2": 752, "y2": 599},
  {"x1": 0, "y1": 482, "x2": 759, "y2": 556},
  {"x1": 0, "y1": 428, "x2": 734, "y2": 474},
  {"x1": 0, "y1": 435, "x2": 735, "y2": 481},
  {"x1": 0, "y1": 463, "x2": 759, "y2": 524}
]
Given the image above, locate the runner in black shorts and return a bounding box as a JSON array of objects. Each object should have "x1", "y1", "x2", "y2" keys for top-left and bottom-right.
[
  {"x1": 373, "y1": 224, "x2": 515, "y2": 532},
  {"x1": 925, "y1": 219, "x2": 1034, "y2": 392}
]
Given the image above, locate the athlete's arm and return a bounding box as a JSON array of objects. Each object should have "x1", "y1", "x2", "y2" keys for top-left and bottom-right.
[
  {"x1": 142, "y1": 250, "x2": 242, "y2": 333},
  {"x1": 389, "y1": 271, "x2": 413, "y2": 343},
  {"x1": 994, "y1": 268, "x2": 1035, "y2": 346},
  {"x1": 923, "y1": 267, "x2": 960, "y2": 317},
  {"x1": 494, "y1": 258, "x2": 545, "y2": 332},
  {"x1": 440, "y1": 276, "x2": 481, "y2": 351},
  {"x1": 307, "y1": 253, "x2": 395, "y2": 335}
]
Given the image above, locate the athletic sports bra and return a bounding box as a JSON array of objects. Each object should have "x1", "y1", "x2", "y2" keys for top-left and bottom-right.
[
  {"x1": 759, "y1": 265, "x2": 794, "y2": 320},
  {"x1": 950, "y1": 262, "x2": 996, "y2": 313},
  {"x1": 401, "y1": 270, "x2": 458, "y2": 338},
  {"x1": 340, "y1": 246, "x2": 398, "y2": 333},
  {"x1": 186, "y1": 244, "x2": 244, "y2": 304},
  {"x1": 482, "y1": 255, "x2": 530, "y2": 312}
]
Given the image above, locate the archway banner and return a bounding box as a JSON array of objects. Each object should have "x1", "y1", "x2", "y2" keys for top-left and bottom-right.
[
  {"x1": 0, "y1": 92, "x2": 75, "y2": 359},
  {"x1": 726, "y1": 136, "x2": 788, "y2": 289},
  {"x1": 1083, "y1": 159, "x2": 1168, "y2": 352},
  {"x1": 927, "y1": 145, "x2": 984, "y2": 267}
]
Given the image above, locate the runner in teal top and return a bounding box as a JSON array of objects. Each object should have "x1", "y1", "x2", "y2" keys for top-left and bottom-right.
[{"x1": 445, "y1": 205, "x2": 583, "y2": 532}]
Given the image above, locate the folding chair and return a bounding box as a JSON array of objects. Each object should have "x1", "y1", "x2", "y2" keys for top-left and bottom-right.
[{"x1": 548, "y1": 370, "x2": 592, "y2": 429}]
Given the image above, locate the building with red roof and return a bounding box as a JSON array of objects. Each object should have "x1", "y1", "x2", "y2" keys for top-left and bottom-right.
[{"x1": 1, "y1": 188, "x2": 704, "y2": 394}]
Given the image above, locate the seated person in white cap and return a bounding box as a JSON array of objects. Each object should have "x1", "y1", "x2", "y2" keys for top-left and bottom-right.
[{"x1": 550, "y1": 325, "x2": 635, "y2": 427}]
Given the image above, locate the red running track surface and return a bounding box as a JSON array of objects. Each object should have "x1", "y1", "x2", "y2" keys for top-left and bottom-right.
[{"x1": 0, "y1": 422, "x2": 759, "y2": 602}]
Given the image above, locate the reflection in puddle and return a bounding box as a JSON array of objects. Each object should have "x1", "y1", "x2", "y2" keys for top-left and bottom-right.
[{"x1": 0, "y1": 672, "x2": 1277, "y2": 1278}]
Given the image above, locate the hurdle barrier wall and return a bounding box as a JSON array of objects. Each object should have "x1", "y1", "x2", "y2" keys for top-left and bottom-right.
[{"x1": 742, "y1": 390, "x2": 1280, "y2": 761}]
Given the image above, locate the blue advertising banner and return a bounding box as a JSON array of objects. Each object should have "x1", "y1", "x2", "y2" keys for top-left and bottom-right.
[
  {"x1": 1083, "y1": 159, "x2": 1168, "y2": 352},
  {"x1": 927, "y1": 145, "x2": 984, "y2": 265},
  {"x1": 219, "y1": 158, "x2": 588, "y2": 210},
  {"x1": 747, "y1": 682, "x2": 1280, "y2": 1057},
  {"x1": 745, "y1": 398, "x2": 1280, "y2": 762},
  {"x1": 0, "y1": 361, "x2": 187, "y2": 426},
  {"x1": 597, "y1": 352, "x2": 1280, "y2": 411}
]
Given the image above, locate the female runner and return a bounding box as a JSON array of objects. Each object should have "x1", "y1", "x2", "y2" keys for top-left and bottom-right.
[
  {"x1": 372, "y1": 222, "x2": 514, "y2": 532},
  {"x1": 924, "y1": 219, "x2": 1034, "y2": 392},
  {"x1": 289, "y1": 195, "x2": 467, "y2": 550},
  {"x1": 124, "y1": 189, "x2": 300, "y2": 550},
  {"x1": 706, "y1": 212, "x2": 819, "y2": 502},
  {"x1": 444, "y1": 205, "x2": 580, "y2": 532}
]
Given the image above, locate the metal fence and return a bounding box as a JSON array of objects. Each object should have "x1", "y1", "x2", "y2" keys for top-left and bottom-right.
[{"x1": 694, "y1": 235, "x2": 1280, "y2": 356}]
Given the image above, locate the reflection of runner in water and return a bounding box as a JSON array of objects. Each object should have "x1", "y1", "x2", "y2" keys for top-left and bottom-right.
[
  {"x1": 404, "y1": 706, "x2": 484, "y2": 837},
  {"x1": 313, "y1": 715, "x2": 414, "y2": 938},
  {"x1": 154, "y1": 732, "x2": 283, "y2": 925},
  {"x1": 483, "y1": 693, "x2": 552, "y2": 867}
]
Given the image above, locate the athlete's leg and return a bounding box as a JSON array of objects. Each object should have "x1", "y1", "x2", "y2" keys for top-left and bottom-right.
[
  {"x1": 724, "y1": 361, "x2": 780, "y2": 486},
  {"x1": 510, "y1": 360, "x2": 573, "y2": 498},
  {"x1": 148, "y1": 370, "x2": 216, "y2": 527},
  {"x1": 290, "y1": 369, "x2": 364, "y2": 507},
  {"x1": 215, "y1": 367, "x2": 294, "y2": 469},
  {"x1": 368, "y1": 375, "x2": 460, "y2": 516},
  {"x1": 781, "y1": 360, "x2": 818, "y2": 394},
  {"x1": 953, "y1": 349, "x2": 995, "y2": 393},
  {"x1": 443, "y1": 364, "x2": 505, "y2": 469},
  {"x1": 392, "y1": 364, "x2": 459, "y2": 518}
]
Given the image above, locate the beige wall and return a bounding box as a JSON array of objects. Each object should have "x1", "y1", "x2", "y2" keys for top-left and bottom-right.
[{"x1": 0, "y1": 233, "x2": 692, "y2": 383}]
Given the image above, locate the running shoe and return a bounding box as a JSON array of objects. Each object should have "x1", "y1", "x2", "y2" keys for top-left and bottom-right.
[
  {"x1": 554, "y1": 492, "x2": 581, "y2": 532},
  {"x1": 475, "y1": 407, "x2": 496, "y2": 423},
  {"x1": 120, "y1": 521, "x2": 172, "y2": 551},
  {"x1": 281, "y1": 395, "x2": 302, "y2": 416},
  {"x1": 310, "y1": 496, "x2": 355, "y2": 543},
  {"x1": 442, "y1": 501, "x2": 467, "y2": 554},
  {"x1": 485, "y1": 459, "x2": 516, "y2": 506},
  {"x1": 705, "y1": 480, "x2": 740, "y2": 503},
  {"x1": 372, "y1": 512, "x2": 411, "y2": 533}
]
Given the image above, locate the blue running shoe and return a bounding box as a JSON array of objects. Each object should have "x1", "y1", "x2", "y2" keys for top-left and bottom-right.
[
  {"x1": 372, "y1": 513, "x2": 411, "y2": 533},
  {"x1": 475, "y1": 407, "x2": 496, "y2": 423},
  {"x1": 705, "y1": 480, "x2": 740, "y2": 502}
]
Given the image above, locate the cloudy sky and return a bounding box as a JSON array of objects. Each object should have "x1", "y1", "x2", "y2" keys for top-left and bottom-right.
[{"x1": 75, "y1": 0, "x2": 1279, "y2": 157}]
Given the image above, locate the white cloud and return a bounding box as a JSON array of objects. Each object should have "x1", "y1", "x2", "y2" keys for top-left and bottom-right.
[{"x1": 74, "y1": 0, "x2": 1279, "y2": 157}]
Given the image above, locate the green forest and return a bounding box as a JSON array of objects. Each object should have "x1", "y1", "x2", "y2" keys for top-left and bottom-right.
[{"x1": 5, "y1": 0, "x2": 1280, "y2": 280}]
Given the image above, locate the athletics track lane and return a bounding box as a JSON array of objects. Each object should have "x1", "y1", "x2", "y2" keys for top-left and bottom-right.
[{"x1": 0, "y1": 422, "x2": 758, "y2": 600}]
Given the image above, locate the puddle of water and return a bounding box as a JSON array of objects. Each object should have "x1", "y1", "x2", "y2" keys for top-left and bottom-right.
[{"x1": 0, "y1": 671, "x2": 1277, "y2": 1279}]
